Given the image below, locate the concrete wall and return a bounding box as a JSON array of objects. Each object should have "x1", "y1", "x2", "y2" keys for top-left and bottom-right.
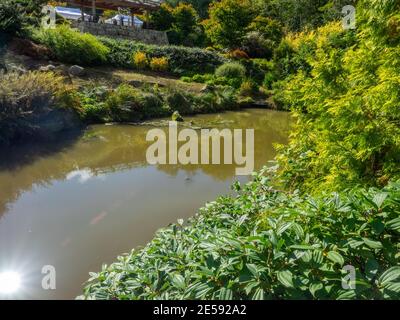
[{"x1": 71, "y1": 21, "x2": 169, "y2": 46}]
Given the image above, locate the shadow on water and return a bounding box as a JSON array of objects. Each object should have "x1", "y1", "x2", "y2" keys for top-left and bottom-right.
[
  {"x1": 0, "y1": 129, "x2": 84, "y2": 216},
  {"x1": 0, "y1": 129, "x2": 84, "y2": 171}
]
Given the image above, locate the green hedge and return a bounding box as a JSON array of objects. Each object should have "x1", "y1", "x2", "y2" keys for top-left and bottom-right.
[
  {"x1": 80, "y1": 170, "x2": 400, "y2": 300},
  {"x1": 99, "y1": 37, "x2": 226, "y2": 75}
]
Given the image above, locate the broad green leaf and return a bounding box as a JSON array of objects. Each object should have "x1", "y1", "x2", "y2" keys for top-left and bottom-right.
[
  {"x1": 289, "y1": 244, "x2": 315, "y2": 250},
  {"x1": 386, "y1": 217, "x2": 400, "y2": 233},
  {"x1": 309, "y1": 282, "x2": 323, "y2": 297},
  {"x1": 312, "y1": 250, "x2": 324, "y2": 264},
  {"x1": 277, "y1": 270, "x2": 294, "y2": 288},
  {"x1": 246, "y1": 264, "x2": 259, "y2": 278},
  {"x1": 371, "y1": 219, "x2": 385, "y2": 234},
  {"x1": 372, "y1": 192, "x2": 388, "y2": 208},
  {"x1": 362, "y1": 238, "x2": 383, "y2": 249},
  {"x1": 218, "y1": 287, "x2": 233, "y2": 300},
  {"x1": 378, "y1": 267, "x2": 400, "y2": 286},
  {"x1": 327, "y1": 251, "x2": 344, "y2": 266},
  {"x1": 277, "y1": 222, "x2": 293, "y2": 235},
  {"x1": 384, "y1": 282, "x2": 400, "y2": 293},
  {"x1": 171, "y1": 274, "x2": 186, "y2": 289},
  {"x1": 252, "y1": 288, "x2": 265, "y2": 300},
  {"x1": 336, "y1": 290, "x2": 356, "y2": 300}
]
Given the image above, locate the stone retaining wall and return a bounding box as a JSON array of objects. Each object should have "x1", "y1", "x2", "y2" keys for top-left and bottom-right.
[{"x1": 71, "y1": 21, "x2": 169, "y2": 46}]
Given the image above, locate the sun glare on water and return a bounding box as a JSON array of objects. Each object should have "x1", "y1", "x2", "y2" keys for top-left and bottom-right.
[{"x1": 0, "y1": 271, "x2": 21, "y2": 294}]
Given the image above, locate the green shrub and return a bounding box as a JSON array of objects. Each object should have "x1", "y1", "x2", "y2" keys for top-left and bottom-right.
[
  {"x1": 105, "y1": 84, "x2": 166, "y2": 121},
  {"x1": 137, "y1": 91, "x2": 166, "y2": 118},
  {"x1": 0, "y1": 71, "x2": 77, "y2": 121},
  {"x1": 247, "y1": 16, "x2": 283, "y2": 45},
  {"x1": 191, "y1": 74, "x2": 214, "y2": 83},
  {"x1": 0, "y1": 71, "x2": 80, "y2": 144},
  {"x1": 238, "y1": 80, "x2": 258, "y2": 97},
  {"x1": 241, "y1": 31, "x2": 274, "y2": 59},
  {"x1": 165, "y1": 89, "x2": 194, "y2": 115},
  {"x1": 275, "y1": 14, "x2": 400, "y2": 192},
  {"x1": 105, "y1": 84, "x2": 141, "y2": 121},
  {"x1": 77, "y1": 86, "x2": 110, "y2": 123},
  {"x1": 263, "y1": 72, "x2": 277, "y2": 89},
  {"x1": 34, "y1": 25, "x2": 110, "y2": 65},
  {"x1": 99, "y1": 37, "x2": 226, "y2": 75},
  {"x1": 215, "y1": 62, "x2": 246, "y2": 80},
  {"x1": 80, "y1": 171, "x2": 400, "y2": 300},
  {"x1": 0, "y1": 0, "x2": 46, "y2": 36}
]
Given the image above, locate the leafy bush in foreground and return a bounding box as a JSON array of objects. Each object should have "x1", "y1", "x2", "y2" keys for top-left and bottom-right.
[
  {"x1": 80, "y1": 170, "x2": 400, "y2": 300},
  {"x1": 34, "y1": 25, "x2": 110, "y2": 65}
]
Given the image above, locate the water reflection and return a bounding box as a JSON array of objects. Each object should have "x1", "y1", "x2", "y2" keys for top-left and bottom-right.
[{"x1": 0, "y1": 109, "x2": 290, "y2": 299}]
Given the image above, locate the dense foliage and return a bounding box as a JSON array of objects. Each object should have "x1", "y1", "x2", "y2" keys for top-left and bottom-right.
[
  {"x1": 0, "y1": 0, "x2": 46, "y2": 36},
  {"x1": 0, "y1": 71, "x2": 79, "y2": 145},
  {"x1": 76, "y1": 82, "x2": 240, "y2": 123},
  {"x1": 81, "y1": 170, "x2": 400, "y2": 300},
  {"x1": 148, "y1": 3, "x2": 205, "y2": 47},
  {"x1": 99, "y1": 36, "x2": 226, "y2": 75},
  {"x1": 275, "y1": 1, "x2": 400, "y2": 192},
  {"x1": 33, "y1": 25, "x2": 110, "y2": 65}
]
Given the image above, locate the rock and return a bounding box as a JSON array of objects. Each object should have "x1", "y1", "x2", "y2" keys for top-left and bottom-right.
[
  {"x1": 200, "y1": 84, "x2": 215, "y2": 93},
  {"x1": 68, "y1": 65, "x2": 85, "y2": 76},
  {"x1": 9, "y1": 38, "x2": 53, "y2": 60},
  {"x1": 171, "y1": 111, "x2": 184, "y2": 122},
  {"x1": 39, "y1": 64, "x2": 56, "y2": 72},
  {"x1": 128, "y1": 80, "x2": 143, "y2": 88},
  {"x1": 0, "y1": 61, "x2": 6, "y2": 73},
  {"x1": 6, "y1": 63, "x2": 27, "y2": 74}
]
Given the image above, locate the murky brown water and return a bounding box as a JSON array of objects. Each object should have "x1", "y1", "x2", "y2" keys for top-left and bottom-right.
[{"x1": 0, "y1": 109, "x2": 290, "y2": 299}]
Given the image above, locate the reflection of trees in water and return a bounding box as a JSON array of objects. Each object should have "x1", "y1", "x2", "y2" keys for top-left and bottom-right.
[{"x1": 0, "y1": 110, "x2": 291, "y2": 217}]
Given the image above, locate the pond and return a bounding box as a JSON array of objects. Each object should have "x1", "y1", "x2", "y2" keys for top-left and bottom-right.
[{"x1": 0, "y1": 109, "x2": 291, "y2": 299}]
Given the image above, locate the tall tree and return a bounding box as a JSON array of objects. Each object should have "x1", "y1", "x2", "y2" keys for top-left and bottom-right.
[{"x1": 203, "y1": 0, "x2": 257, "y2": 49}]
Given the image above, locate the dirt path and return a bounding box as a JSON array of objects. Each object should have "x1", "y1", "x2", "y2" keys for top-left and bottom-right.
[{"x1": 76, "y1": 66, "x2": 205, "y2": 93}]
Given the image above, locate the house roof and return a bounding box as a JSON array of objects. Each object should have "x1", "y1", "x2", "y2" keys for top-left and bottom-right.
[{"x1": 66, "y1": 0, "x2": 163, "y2": 13}]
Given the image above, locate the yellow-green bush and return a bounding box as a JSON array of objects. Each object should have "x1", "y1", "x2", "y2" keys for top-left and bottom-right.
[
  {"x1": 238, "y1": 80, "x2": 258, "y2": 97},
  {"x1": 0, "y1": 71, "x2": 78, "y2": 121},
  {"x1": 275, "y1": 1, "x2": 400, "y2": 193},
  {"x1": 132, "y1": 51, "x2": 148, "y2": 70},
  {"x1": 149, "y1": 57, "x2": 169, "y2": 72}
]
